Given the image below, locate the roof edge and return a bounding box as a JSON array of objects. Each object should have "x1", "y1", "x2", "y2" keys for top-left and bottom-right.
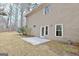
[{"x1": 25, "y1": 3, "x2": 48, "y2": 17}]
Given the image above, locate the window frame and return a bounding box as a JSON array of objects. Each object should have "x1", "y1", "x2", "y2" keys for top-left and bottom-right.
[
  {"x1": 55, "y1": 24, "x2": 63, "y2": 37},
  {"x1": 43, "y1": 6, "x2": 49, "y2": 15},
  {"x1": 45, "y1": 25, "x2": 49, "y2": 36}
]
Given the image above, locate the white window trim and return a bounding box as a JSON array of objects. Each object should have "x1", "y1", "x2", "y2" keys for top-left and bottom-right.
[
  {"x1": 43, "y1": 6, "x2": 49, "y2": 15},
  {"x1": 55, "y1": 24, "x2": 63, "y2": 37}
]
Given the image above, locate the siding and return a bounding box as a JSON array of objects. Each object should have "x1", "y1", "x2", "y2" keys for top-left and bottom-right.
[{"x1": 27, "y1": 3, "x2": 79, "y2": 43}]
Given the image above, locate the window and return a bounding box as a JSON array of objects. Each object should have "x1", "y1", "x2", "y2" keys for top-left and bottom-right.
[
  {"x1": 55, "y1": 24, "x2": 63, "y2": 37},
  {"x1": 43, "y1": 6, "x2": 49, "y2": 15},
  {"x1": 42, "y1": 27, "x2": 44, "y2": 36},
  {"x1": 45, "y1": 26, "x2": 48, "y2": 35}
]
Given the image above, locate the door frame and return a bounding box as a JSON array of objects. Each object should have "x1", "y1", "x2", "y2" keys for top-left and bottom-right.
[
  {"x1": 40, "y1": 26, "x2": 45, "y2": 38},
  {"x1": 40, "y1": 25, "x2": 49, "y2": 37}
]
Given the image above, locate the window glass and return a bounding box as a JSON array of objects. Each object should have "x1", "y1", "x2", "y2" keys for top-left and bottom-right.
[
  {"x1": 56, "y1": 25, "x2": 62, "y2": 31},
  {"x1": 43, "y1": 6, "x2": 49, "y2": 15},
  {"x1": 56, "y1": 25, "x2": 63, "y2": 36},
  {"x1": 46, "y1": 26, "x2": 48, "y2": 35}
]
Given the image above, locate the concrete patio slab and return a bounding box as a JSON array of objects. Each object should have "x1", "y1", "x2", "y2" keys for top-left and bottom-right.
[{"x1": 22, "y1": 37, "x2": 50, "y2": 45}]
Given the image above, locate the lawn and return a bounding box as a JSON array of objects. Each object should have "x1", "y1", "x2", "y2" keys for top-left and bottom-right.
[{"x1": 0, "y1": 32, "x2": 79, "y2": 56}]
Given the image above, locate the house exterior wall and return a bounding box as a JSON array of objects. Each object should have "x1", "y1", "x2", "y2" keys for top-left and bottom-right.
[{"x1": 27, "y1": 3, "x2": 79, "y2": 43}]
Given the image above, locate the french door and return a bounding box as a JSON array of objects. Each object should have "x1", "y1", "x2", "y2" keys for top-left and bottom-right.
[{"x1": 40, "y1": 26, "x2": 49, "y2": 38}]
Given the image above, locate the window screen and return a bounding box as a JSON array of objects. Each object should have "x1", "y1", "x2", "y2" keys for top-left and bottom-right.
[{"x1": 56, "y1": 25, "x2": 63, "y2": 36}]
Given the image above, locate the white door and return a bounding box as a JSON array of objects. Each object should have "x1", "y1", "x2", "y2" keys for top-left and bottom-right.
[
  {"x1": 40, "y1": 26, "x2": 49, "y2": 38},
  {"x1": 40, "y1": 26, "x2": 45, "y2": 38}
]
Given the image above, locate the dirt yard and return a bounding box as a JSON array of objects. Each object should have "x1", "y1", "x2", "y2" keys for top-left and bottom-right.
[{"x1": 0, "y1": 32, "x2": 79, "y2": 56}]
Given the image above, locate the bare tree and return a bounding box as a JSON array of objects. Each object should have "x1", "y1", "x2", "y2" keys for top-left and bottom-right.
[
  {"x1": 20, "y1": 3, "x2": 31, "y2": 27},
  {"x1": 0, "y1": 3, "x2": 38, "y2": 32}
]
